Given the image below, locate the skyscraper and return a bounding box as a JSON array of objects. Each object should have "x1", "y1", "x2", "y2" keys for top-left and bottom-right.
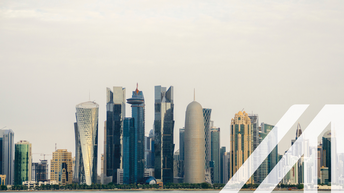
[
  {"x1": 105, "y1": 87, "x2": 126, "y2": 183},
  {"x1": 126, "y1": 84, "x2": 145, "y2": 184},
  {"x1": 248, "y1": 114, "x2": 259, "y2": 183},
  {"x1": 0, "y1": 128, "x2": 14, "y2": 185},
  {"x1": 50, "y1": 149, "x2": 73, "y2": 185},
  {"x1": 220, "y1": 146, "x2": 226, "y2": 184},
  {"x1": 211, "y1": 127, "x2": 220, "y2": 184},
  {"x1": 14, "y1": 140, "x2": 32, "y2": 185},
  {"x1": 154, "y1": 85, "x2": 174, "y2": 184},
  {"x1": 184, "y1": 100, "x2": 205, "y2": 183},
  {"x1": 230, "y1": 111, "x2": 253, "y2": 184},
  {"x1": 74, "y1": 101, "x2": 99, "y2": 185},
  {"x1": 32, "y1": 160, "x2": 48, "y2": 182},
  {"x1": 178, "y1": 128, "x2": 185, "y2": 179},
  {"x1": 322, "y1": 130, "x2": 332, "y2": 183},
  {"x1": 203, "y1": 108, "x2": 212, "y2": 170}
]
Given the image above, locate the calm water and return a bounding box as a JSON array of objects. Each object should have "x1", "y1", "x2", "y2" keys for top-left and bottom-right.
[{"x1": 9, "y1": 191, "x2": 298, "y2": 193}]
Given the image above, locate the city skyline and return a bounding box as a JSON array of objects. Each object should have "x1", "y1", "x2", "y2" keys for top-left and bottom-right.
[{"x1": 1, "y1": 0, "x2": 344, "y2": 176}]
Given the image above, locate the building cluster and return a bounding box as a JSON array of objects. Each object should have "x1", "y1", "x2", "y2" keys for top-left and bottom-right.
[{"x1": 0, "y1": 84, "x2": 342, "y2": 188}]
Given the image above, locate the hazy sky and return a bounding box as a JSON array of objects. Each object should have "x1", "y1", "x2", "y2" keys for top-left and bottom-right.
[{"x1": 1, "y1": 0, "x2": 344, "y2": 175}]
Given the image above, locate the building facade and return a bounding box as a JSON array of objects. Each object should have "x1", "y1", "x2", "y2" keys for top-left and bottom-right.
[
  {"x1": 14, "y1": 140, "x2": 32, "y2": 185},
  {"x1": 125, "y1": 85, "x2": 145, "y2": 184},
  {"x1": 230, "y1": 111, "x2": 253, "y2": 184},
  {"x1": 220, "y1": 147, "x2": 226, "y2": 183},
  {"x1": 154, "y1": 85, "x2": 174, "y2": 184},
  {"x1": 322, "y1": 131, "x2": 331, "y2": 183},
  {"x1": 105, "y1": 87, "x2": 126, "y2": 183},
  {"x1": 0, "y1": 128, "x2": 14, "y2": 185},
  {"x1": 74, "y1": 101, "x2": 99, "y2": 185},
  {"x1": 31, "y1": 160, "x2": 48, "y2": 182},
  {"x1": 211, "y1": 127, "x2": 220, "y2": 184},
  {"x1": 184, "y1": 101, "x2": 205, "y2": 183},
  {"x1": 203, "y1": 108, "x2": 212, "y2": 171},
  {"x1": 50, "y1": 149, "x2": 73, "y2": 185}
]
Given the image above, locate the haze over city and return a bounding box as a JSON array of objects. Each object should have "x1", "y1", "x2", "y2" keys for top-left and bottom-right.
[{"x1": 1, "y1": 0, "x2": 344, "y2": 175}]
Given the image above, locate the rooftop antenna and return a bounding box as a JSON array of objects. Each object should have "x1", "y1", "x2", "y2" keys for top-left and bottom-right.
[
  {"x1": 194, "y1": 88, "x2": 195, "y2": 101},
  {"x1": 55, "y1": 143, "x2": 57, "y2": 151}
]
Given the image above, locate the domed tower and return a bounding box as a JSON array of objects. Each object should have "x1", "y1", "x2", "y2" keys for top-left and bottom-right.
[{"x1": 184, "y1": 101, "x2": 205, "y2": 183}]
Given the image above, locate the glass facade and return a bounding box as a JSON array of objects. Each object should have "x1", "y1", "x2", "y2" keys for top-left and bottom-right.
[
  {"x1": 0, "y1": 129, "x2": 14, "y2": 185},
  {"x1": 154, "y1": 86, "x2": 174, "y2": 184},
  {"x1": 126, "y1": 86, "x2": 145, "y2": 184},
  {"x1": 75, "y1": 101, "x2": 99, "y2": 185},
  {"x1": 203, "y1": 109, "x2": 212, "y2": 170},
  {"x1": 322, "y1": 131, "x2": 331, "y2": 183},
  {"x1": 105, "y1": 87, "x2": 125, "y2": 183},
  {"x1": 211, "y1": 127, "x2": 220, "y2": 183},
  {"x1": 14, "y1": 140, "x2": 32, "y2": 185}
]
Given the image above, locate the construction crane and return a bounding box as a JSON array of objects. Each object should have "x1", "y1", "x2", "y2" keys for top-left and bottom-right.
[{"x1": 33, "y1": 153, "x2": 52, "y2": 160}]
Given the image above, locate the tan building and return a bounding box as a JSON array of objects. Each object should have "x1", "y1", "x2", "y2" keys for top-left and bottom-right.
[
  {"x1": 230, "y1": 111, "x2": 253, "y2": 184},
  {"x1": 50, "y1": 149, "x2": 73, "y2": 185}
]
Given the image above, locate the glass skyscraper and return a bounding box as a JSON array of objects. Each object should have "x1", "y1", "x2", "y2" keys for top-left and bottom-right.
[
  {"x1": 154, "y1": 85, "x2": 174, "y2": 184},
  {"x1": 105, "y1": 87, "x2": 125, "y2": 183},
  {"x1": 211, "y1": 127, "x2": 220, "y2": 184},
  {"x1": 0, "y1": 128, "x2": 14, "y2": 185},
  {"x1": 203, "y1": 109, "x2": 212, "y2": 170},
  {"x1": 126, "y1": 85, "x2": 145, "y2": 184},
  {"x1": 14, "y1": 140, "x2": 32, "y2": 185},
  {"x1": 74, "y1": 101, "x2": 99, "y2": 185}
]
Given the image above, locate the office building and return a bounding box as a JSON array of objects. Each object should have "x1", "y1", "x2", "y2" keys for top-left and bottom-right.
[
  {"x1": 31, "y1": 160, "x2": 48, "y2": 182},
  {"x1": 74, "y1": 101, "x2": 99, "y2": 185},
  {"x1": 220, "y1": 147, "x2": 226, "y2": 183},
  {"x1": 0, "y1": 128, "x2": 14, "y2": 185},
  {"x1": 230, "y1": 111, "x2": 253, "y2": 184},
  {"x1": 125, "y1": 85, "x2": 145, "y2": 184},
  {"x1": 50, "y1": 149, "x2": 73, "y2": 185},
  {"x1": 184, "y1": 100, "x2": 205, "y2": 183},
  {"x1": 145, "y1": 130, "x2": 154, "y2": 168},
  {"x1": 248, "y1": 114, "x2": 259, "y2": 183},
  {"x1": 222, "y1": 152, "x2": 230, "y2": 183},
  {"x1": 14, "y1": 140, "x2": 32, "y2": 185},
  {"x1": 154, "y1": 85, "x2": 174, "y2": 184},
  {"x1": 105, "y1": 87, "x2": 125, "y2": 183},
  {"x1": 203, "y1": 108, "x2": 212, "y2": 170},
  {"x1": 178, "y1": 128, "x2": 185, "y2": 179},
  {"x1": 322, "y1": 131, "x2": 331, "y2": 183},
  {"x1": 211, "y1": 127, "x2": 220, "y2": 184}
]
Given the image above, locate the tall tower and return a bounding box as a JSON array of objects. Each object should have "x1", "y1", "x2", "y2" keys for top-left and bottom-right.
[
  {"x1": 50, "y1": 149, "x2": 73, "y2": 185},
  {"x1": 0, "y1": 128, "x2": 14, "y2": 185},
  {"x1": 322, "y1": 130, "x2": 332, "y2": 183},
  {"x1": 14, "y1": 140, "x2": 32, "y2": 185},
  {"x1": 203, "y1": 108, "x2": 212, "y2": 170},
  {"x1": 126, "y1": 84, "x2": 145, "y2": 184},
  {"x1": 230, "y1": 111, "x2": 253, "y2": 184},
  {"x1": 154, "y1": 85, "x2": 174, "y2": 184},
  {"x1": 184, "y1": 101, "x2": 205, "y2": 183},
  {"x1": 211, "y1": 126, "x2": 220, "y2": 184},
  {"x1": 105, "y1": 87, "x2": 125, "y2": 183},
  {"x1": 75, "y1": 101, "x2": 99, "y2": 185}
]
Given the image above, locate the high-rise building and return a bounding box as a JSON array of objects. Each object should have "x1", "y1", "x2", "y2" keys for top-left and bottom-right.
[
  {"x1": 122, "y1": 117, "x2": 133, "y2": 184},
  {"x1": 154, "y1": 85, "x2": 174, "y2": 184},
  {"x1": 220, "y1": 146, "x2": 226, "y2": 184},
  {"x1": 184, "y1": 100, "x2": 205, "y2": 183},
  {"x1": 258, "y1": 123, "x2": 278, "y2": 184},
  {"x1": 31, "y1": 160, "x2": 48, "y2": 182},
  {"x1": 230, "y1": 111, "x2": 253, "y2": 184},
  {"x1": 125, "y1": 85, "x2": 145, "y2": 184},
  {"x1": 322, "y1": 130, "x2": 331, "y2": 183},
  {"x1": 74, "y1": 101, "x2": 99, "y2": 185},
  {"x1": 203, "y1": 108, "x2": 212, "y2": 170},
  {"x1": 178, "y1": 128, "x2": 185, "y2": 179},
  {"x1": 50, "y1": 149, "x2": 73, "y2": 185},
  {"x1": 248, "y1": 114, "x2": 259, "y2": 183},
  {"x1": 145, "y1": 129, "x2": 154, "y2": 169},
  {"x1": 105, "y1": 87, "x2": 126, "y2": 183},
  {"x1": 222, "y1": 152, "x2": 230, "y2": 183},
  {"x1": 14, "y1": 140, "x2": 32, "y2": 185},
  {"x1": 0, "y1": 128, "x2": 14, "y2": 185},
  {"x1": 211, "y1": 127, "x2": 220, "y2": 184}
]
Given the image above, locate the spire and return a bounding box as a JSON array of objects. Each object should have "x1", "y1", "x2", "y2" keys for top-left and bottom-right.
[{"x1": 135, "y1": 83, "x2": 139, "y2": 95}]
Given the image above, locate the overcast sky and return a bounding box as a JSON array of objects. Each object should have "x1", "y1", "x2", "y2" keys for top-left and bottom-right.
[{"x1": 1, "y1": 0, "x2": 344, "y2": 175}]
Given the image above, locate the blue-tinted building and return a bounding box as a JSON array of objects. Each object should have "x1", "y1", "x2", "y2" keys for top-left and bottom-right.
[
  {"x1": 122, "y1": 117, "x2": 134, "y2": 184},
  {"x1": 154, "y1": 85, "x2": 174, "y2": 184},
  {"x1": 0, "y1": 128, "x2": 14, "y2": 185},
  {"x1": 125, "y1": 85, "x2": 145, "y2": 184}
]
